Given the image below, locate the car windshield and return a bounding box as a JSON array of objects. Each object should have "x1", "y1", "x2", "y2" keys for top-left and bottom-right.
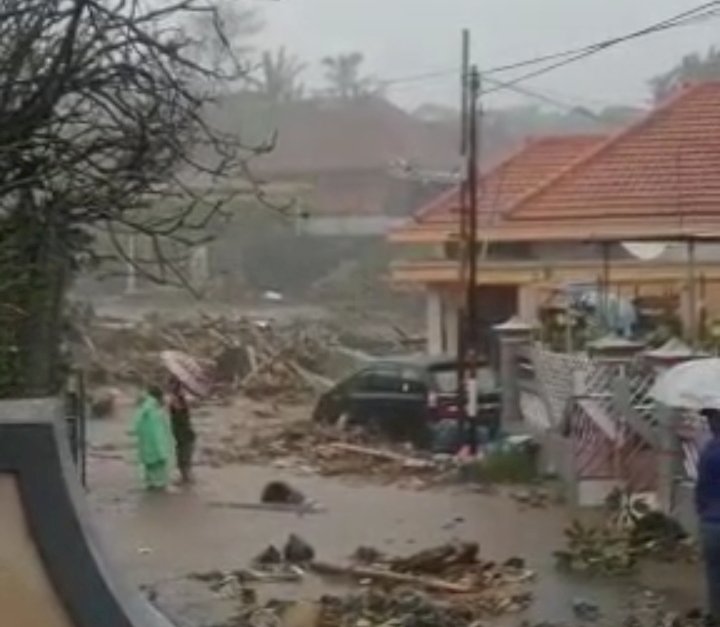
[{"x1": 430, "y1": 365, "x2": 497, "y2": 394}]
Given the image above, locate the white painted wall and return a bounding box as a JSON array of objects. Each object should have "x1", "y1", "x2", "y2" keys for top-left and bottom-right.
[
  {"x1": 295, "y1": 216, "x2": 406, "y2": 237},
  {"x1": 426, "y1": 290, "x2": 443, "y2": 355}
]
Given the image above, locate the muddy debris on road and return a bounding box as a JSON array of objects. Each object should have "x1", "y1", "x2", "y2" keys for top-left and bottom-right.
[
  {"x1": 554, "y1": 511, "x2": 697, "y2": 577},
  {"x1": 207, "y1": 422, "x2": 457, "y2": 489},
  {"x1": 314, "y1": 541, "x2": 534, "y2": 596},
  {"x1": 169, "y1": 540, "x2": 535, "y2": 626}
]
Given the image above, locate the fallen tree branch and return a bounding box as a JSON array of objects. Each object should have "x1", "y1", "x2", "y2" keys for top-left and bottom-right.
[
  {"x1": 310, "y1": 561, "x2": 473, "y2": 594},
  {"x1": 327, "y1": 442, "x2": 435, "y2": 469}
]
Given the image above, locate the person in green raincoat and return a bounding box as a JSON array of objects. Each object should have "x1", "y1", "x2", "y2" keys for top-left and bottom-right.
[{"x1": 133, "y1": 385, "x2": 173, "y2": 491}]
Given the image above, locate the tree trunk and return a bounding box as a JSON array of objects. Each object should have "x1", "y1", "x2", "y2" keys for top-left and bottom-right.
[{"x1": 5, "y1": 217, "x2": 69, "y2": 398}]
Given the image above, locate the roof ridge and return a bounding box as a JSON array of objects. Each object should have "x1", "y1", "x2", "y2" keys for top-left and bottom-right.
[{"x1": 503, "y1": 82, "x2": 708, "y2": 218}]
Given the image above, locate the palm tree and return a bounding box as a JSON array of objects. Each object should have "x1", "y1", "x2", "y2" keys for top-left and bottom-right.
[
  {"x1": 321, "y1": 52, "x2": 380, "y2": 100},
  {"x1": 249, "y1": 47, "x2": 306, "y2": 102}
]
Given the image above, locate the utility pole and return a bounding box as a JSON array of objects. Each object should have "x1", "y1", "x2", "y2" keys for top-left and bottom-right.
[
  {"x1": 460, "y1": 29, "x2": 470, "y2": 157},
  {"x1": 464, "y1": 65, "x2": 481, "y2": 454},
  {"x1": 456, "y1": 30, "x2": 470, "y2": 433}
]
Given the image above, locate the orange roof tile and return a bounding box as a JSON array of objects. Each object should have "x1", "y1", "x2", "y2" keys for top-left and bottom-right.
[
  {"x1": 412, "y1": 135, "x2": 605, "y2": 225},
  {"x1": 510, "y1": 82, "x2": 720, "y2": 221}
]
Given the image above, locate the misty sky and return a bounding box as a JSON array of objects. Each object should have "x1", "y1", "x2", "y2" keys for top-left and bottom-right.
[{"x1": 259, "y1": 0, "x2": 720, "y2": 111}]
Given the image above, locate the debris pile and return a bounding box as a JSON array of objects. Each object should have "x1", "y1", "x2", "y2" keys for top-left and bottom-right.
[
  {"x1": 554, "y1": 512, "x2": 696, "y2": 577},
  {"x1": 184, "y1": 541, "x2": 534, "y2": 626},
  {"x1": 555, "y1": 520, "x2": 636, "y2": 576},
  {"x1": 77, "y1": 314, "x2": 335, "y2": 401},
  {"x1": 209, "y1": 422, "x2": 452, "y2": 488},
  {"x1": 313, "y1": 541, "x2": 534, "y2": 599},
  {"x1": 317, "y1": 586, "x2": 531, "y2": 626}
]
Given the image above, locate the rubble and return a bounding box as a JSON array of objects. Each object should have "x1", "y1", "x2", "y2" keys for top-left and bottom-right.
[
  {"x1": 554, "y1": 511, "x2": 697, "y2": 577},
  {"x1": 217, "y1": 422, "x2": 456, "y2": 488},
  {"x1": 510, "y1": 487, "x2": 553, "y2": 509},
  {"x1": 225, "y1": 585, "x2": 533, "y2": 627},
  {"x1": 572, "y1": 598, "x2": 601, "y2": 622},
  {"x1": 316, "y1": 587, "x2": 532, "y2": 626},
  {"x1": 283, "y1": 534, "x2": 316, "y2": 564},
  {"x1": 76, "y1": 313, "x2": 336, "y2": 402},
  {"x1": 312, "y1": 541, "x2": 534, "y2": 608},
  {"x1": 261, "y1": 481, "x2": 306, "y2": 505},
  {"x1": 554, "y1": 519, "x2": 638, "y2": 576}
]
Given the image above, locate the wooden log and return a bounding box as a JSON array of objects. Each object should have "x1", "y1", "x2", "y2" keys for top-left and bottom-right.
[
  {"x1": 206, "y1": 501, "x2": 326, "y2": 514},
  {"x1": 310, "y1": 561, "x2": 473, "y2": 593},
  {"x1": 327, "y1": 443, "x2": 435, "y2": 469}
]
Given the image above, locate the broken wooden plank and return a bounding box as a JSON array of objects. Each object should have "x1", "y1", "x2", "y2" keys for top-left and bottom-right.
[
  {"x1": 310, "y1": 561, "x2": 473, "y2": 593},
  {"x1": 327, "y1": 443, "x2": 435, "y2": 469},
  {"x1": 206, "y1": 501, "x2": 326, "y2": 514}
]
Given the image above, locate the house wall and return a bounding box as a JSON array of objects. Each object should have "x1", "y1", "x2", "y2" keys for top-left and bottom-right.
[
  {"x1": 289, "y1": 169, "x2": 451, "y2": 219},
  {"x1": 427, "y1": 285, "x2": 517, "y2": 359}
]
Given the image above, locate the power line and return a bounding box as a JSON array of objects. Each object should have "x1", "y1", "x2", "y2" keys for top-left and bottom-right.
[
  {"x1": 481, "y1": 2, "x2": 720, "y2": 97},
  {"x1": 380, "y1": 0, "x2": 720, "y2": 90},
  {"x1": 480, "y1": 75, "x2": 602, "y2": 118},
  {"x1": 483, "y1": 1, "x2": 720, "y2": 77}
]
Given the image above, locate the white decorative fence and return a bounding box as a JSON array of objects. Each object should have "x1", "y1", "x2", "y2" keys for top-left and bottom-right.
[{"x1": 515, "y1": 344, "x2": 706, "y2": 503}]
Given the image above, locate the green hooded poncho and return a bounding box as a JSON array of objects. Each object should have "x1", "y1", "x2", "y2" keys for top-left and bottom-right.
[{"x1": 133, "y1": 394, "x2": 173, "y2": 488}]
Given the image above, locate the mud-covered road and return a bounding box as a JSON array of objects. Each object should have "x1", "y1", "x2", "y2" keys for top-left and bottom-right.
[{"x1": 83, "y1": 398, "x2": 704, "y2": 626}]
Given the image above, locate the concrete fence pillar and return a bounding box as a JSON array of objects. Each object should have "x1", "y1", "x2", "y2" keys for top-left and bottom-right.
[
  {"x1": 426, "y1": 289, "x2": 443, "y2": 356},
  {"x1": 493, "y1": 316, "x2": 534, "y2": 428},
  {"x1": 655, "y1": 404, "x2": 682, "y2": 515}
]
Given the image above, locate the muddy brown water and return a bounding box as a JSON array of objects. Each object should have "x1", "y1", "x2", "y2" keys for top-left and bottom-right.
[{"x1": 88, "y1": 448, "x2": 703, "y2": 626}]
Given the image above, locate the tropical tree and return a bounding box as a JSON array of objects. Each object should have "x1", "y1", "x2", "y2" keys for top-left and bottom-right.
[
  {"x1": 651, "y1": 48, "x2": 720, "y2": 101},
  {"x1": 249, "y1": 47, "x2": 306, "y2": 102},
  {"x1": 321, "y1": 52, "x2": 381, "y2": 100}
]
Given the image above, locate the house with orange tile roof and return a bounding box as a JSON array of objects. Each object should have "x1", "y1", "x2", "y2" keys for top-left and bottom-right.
[{"x1": 389, "y1": 82, "x2": 720, "y2": 354}]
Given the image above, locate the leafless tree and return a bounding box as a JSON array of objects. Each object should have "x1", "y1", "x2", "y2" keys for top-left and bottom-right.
[{"x1": 0, "y1": 0, "x2": 271, "y2": 395}]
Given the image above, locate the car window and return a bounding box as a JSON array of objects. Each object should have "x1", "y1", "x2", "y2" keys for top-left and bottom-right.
[
  {"x1": 349, "y1": 368, "x2": 399, "y2": 393},
  {"x1": 350, "y1": 365, "x2": 426, "y2": 394},
  {"x1": 430, "y1": 365, "x2": 497, "y2": 394}
]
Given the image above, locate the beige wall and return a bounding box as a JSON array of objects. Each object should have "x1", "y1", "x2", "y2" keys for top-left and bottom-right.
[{"x1": 0, "y1": 475, "x2": 73, "y2": 627}]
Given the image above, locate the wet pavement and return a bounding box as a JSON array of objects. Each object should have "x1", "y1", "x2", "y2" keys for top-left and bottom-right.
[{"x1": 85, "y1": 413, "x2": 704, "y2": 626}]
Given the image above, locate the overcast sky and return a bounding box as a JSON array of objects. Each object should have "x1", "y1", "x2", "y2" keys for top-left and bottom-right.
[{"x1": 258, "y1": 0, "x2": 720, "y2": 111}]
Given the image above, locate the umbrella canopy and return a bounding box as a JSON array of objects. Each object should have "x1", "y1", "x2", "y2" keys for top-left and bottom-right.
[
  {"x1": 160, "y1": 350, "x2": 210, "y2": 398},
  {"x1": 649, "y1": 358, "x2": 720, "y2": 410}
]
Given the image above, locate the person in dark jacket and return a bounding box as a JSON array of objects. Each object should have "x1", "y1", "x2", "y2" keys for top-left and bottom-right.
[
  {"x1": 697, "y1": 408, "x2": 720, "y2": 621},
  {"x1": 168, "y1": 375, "x2": 196, "y2": 485}
]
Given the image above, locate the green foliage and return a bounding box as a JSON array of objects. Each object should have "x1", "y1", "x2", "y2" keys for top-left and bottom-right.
[
  {"x1": 554, "y1": 519, "x2": 637, "y2": 577},
  {"x1": 457, "y1": 448, "x2": 539, "y2": 484}
]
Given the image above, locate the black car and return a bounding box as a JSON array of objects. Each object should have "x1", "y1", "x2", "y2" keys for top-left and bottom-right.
[{"x1": 312, "y1": 355, "x2": 500, "y2": 448}]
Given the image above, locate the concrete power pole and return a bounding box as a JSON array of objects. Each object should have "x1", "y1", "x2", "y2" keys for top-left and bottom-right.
[
  {"x1": 456, "y1": 29, "x2": 470, "y2": 403},
  {"x1": 464, "y1": 66, "x2": 482, "y2": 454}
]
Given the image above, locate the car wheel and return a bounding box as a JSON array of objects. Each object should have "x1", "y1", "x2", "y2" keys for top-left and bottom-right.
[{"x1": 365, "y1": 414, "x2": 385, "y2": 437}]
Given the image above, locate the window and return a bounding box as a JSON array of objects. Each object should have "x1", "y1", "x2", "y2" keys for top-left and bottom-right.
[
  {"x1": 351, "y1": 365, "x2": 426, "y2": 394},
  {"x1": 431, "y1": 365, "x2": 497, "y2": 394},
  {"x1": 366, "y1": 367, "x2": 403, "y2": 393}
]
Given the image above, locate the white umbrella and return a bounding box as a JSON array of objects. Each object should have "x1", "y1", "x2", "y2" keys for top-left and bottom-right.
[
  {"x1": 649, "y1": 358, "x2": 720, "y2": 409},
  {"x1": 160, "y1": 350, "x2": 209, "y2": 398}
]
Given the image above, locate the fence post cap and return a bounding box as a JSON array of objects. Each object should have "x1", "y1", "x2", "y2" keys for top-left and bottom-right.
[{"x1": 493, "y1": 316, "x2": 535, "y2": 336}]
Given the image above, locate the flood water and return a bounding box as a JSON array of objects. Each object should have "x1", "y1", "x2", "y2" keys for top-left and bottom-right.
[{"x1": 87, "y1": 445, "x2": 703, "y2": 626}]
